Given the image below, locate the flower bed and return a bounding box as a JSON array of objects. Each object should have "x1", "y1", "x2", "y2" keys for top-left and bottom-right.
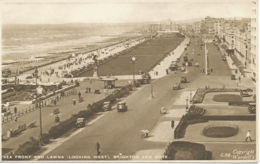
[
  {"x1": 213, "y1": 94, "x2": 242, "y2": 102},
  {"x1": 202, "y1": 125, "x2": 238, "y2": 138}
]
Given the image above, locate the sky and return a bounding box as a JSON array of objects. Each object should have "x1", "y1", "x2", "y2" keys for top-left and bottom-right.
[{"x1": 1, "y1": 0, "x2": 255, "y2": 24}]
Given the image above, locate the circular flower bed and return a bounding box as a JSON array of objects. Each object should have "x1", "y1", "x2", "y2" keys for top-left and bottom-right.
[
  {"x1": 203, "y1": 125, "x2": 238, "y2": 138},
  {"x1": 212, "y1": 94, "x2": 242, "y2": 102}
]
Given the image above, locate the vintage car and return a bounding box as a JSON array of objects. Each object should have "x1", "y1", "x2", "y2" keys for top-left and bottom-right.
[
  {"x1": 248, "y1": 103, "x2": 256, "y2": 114},
  {"x1": 240, "y1": 90, "x2": 251, "y2": 97},
  {"x1": 169, "y1": 62, "x2": 178, "y2": 71},
  {"x1": 117, "y1": 101, "x2": 128, "y2": 112},
  {"x1": 173, "y1": 82, "x2": 181, "y2": 90},
  {"x1": 103, "y1": 101, "x2": 112, "y2": 111},
  {"x1": 231, "y1": 74, "x2": 236, "y2": 80},
  {"x1": 180, "y1": 76, "x2": 188, "y2": 83},
  {"x1": 76, "y1": 118, "x2": 85, "y2": 128}
]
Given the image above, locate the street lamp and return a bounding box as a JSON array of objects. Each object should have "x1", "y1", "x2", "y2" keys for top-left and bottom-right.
[
  {"x1": 131, "y1": 56, "x2": 136, "y2": 87},
  {"x1": 186, "y1": 97, "x2": 189, "y2": 112},
  {"x1": 190, "y1": 91, "x2": 193, "y2": 103},
  {"x1": 151, "y1": 82, "x2": 154, "y2": 99},
  {"x1": 34, "y1": 67, "x2": 43, "y2": 141}
]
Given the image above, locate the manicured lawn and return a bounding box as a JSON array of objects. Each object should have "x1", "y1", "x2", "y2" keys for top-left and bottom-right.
[
  {"x1": 213, "y1": 94, "x2": 242, "y2": 102},
  {"x1": 79, "y1": 33, "x2": 185, "y2": 76}
]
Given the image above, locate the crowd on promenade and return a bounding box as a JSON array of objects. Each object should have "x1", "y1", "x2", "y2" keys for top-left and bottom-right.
[{"x1": 15, "y1": 37, "x2": 146, "y2": 85}]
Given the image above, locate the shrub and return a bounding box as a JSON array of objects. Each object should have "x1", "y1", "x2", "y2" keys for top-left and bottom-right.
[
  {"x1": 174, "y1": 105, "x2": 207, "y2": 139},
  {"x1": 15, "y1": 137, "x2": 40, "y2": 156},
  {"x1": 163, "y1": 141, "x2": 210, "y2": 160},
  {"x1": 48, "y1": 116, "x2": 77, "y2": 139},
  {"x1": 41, "y1": 133, "x2": 50, "y2": 144}
]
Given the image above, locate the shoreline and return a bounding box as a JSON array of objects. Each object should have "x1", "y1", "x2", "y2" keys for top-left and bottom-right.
[{"x1": 3, "y1": 33, "x2": 144, "y2": 76}]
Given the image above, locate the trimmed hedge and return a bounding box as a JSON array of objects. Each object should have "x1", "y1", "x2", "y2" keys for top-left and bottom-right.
[
  {"x1": 192, "y1": 88, "x2": 241, "y2": 104},
  {"x1": 48, "y1": 116, "x2": 77, "y2": 139},
  {"x1": 163, "y1": 141, "x2": 211, "y2": 160},
  {"x1": 174, "y1": 105, "x2": 207, "y2": 139},
  {"x1": 14, "y1": 137, "x2": 40, "y2": 156}
]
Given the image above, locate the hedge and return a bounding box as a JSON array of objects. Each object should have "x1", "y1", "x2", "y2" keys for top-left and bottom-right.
[
  {"x1": 174, "y1": 105, "x2": 207, "y2": 139},
  {"x1": 192, "y1": 88, "x2": 241, "y2": 104},
  {"x1": 48, "y1": 116, "x2": 78, "y2": 139},
  {"x1": 163, "y1": 141, "x2": 211, "y2": 160},
  {"x1": 14, "y1": 137, "x2": 40, "y2": 156}
]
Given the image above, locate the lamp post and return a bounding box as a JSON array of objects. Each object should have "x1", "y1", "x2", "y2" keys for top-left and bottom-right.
[
  {"x1": 151, "y1": 82, "x2": 154, "y2": 99},
  {"x1": 190, "y1": 91, "x2": 193, "y2": 103},
  {"x1": 35, "y1": 67, "x2": 43, "y2": 141},
  {"x1": 186, "y1": 97, "x2": 189, "y2": 112},
  {"x1": 205, "y1": 40, "x2": 208, "y2": 75},
  {"x1": 131, "y1": 56, "x2": 136, "y2": 87}
]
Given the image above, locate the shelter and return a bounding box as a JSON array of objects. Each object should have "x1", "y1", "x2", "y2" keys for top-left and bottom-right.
[{"x1": 101, "y1": 77, "x2": 117, "y2": 89}]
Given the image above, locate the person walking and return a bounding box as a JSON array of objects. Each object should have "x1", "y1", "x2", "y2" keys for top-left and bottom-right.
[
  {"x1": 73, "y1": 99, "x2": 76, "y2": 106},
  {"x1": 78, "y1": 92, "x2": 81, "y2": 99},
  {"x1": 14, "y1": 106, "x2": 17, "y2": 114},
  {"x1": 171, "y1": 120, "x2": 175, "y2": 129},
  {"x1": 96, "y1": 142, "x2": 101, "y2": 155},
  {"x1": 245, "y1": 130, "x2": 252, "y2": 142}
]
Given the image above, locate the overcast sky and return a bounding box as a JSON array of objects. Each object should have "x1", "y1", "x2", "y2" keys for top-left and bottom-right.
[{"x1": 1, "y1": 0, "x2": 254, "y2": 24}]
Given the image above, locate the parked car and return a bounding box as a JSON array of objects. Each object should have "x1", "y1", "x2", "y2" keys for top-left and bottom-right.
[
  {"x1": 76, "y1": 118, "x2": 85, "y2": 128},
  {"x1": 117, "y1": 101, "x2": 127, "y2": 112},
  {"x1": 180, "y1": 76, "x2": 188, "y2": 83},
  {"x1": 103, "y1": 101, "x2": 112, "y2": 111},
  {"x1": 231, "y1": 74, "x2": 236, "y2": 80},
  {"x1": 172, "y1": 83, "x2": 181, "y2": 90},
  {"x1": 248, "y1": 103, "x2": 256, "y2": 114},
  {"x1": 240, "y1": 90, "x2": 251, "y2": 97}
]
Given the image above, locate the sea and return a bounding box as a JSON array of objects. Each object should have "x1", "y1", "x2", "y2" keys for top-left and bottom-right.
[{"x1": 2, "y1": 23, "x2": 143, "y2": 63}]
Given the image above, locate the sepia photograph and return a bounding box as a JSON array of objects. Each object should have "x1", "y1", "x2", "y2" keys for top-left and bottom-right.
[{"x1": 0, "y1": 0, "x2": 257, "y2": 162}]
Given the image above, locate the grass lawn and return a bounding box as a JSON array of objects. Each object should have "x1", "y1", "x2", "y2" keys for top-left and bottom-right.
[
  {"x1": 213, "y1": 94, "x2": 242, "y2": 102},
  {"x1": 78, "y1": 33, "x2": 185, "y2": 76}
]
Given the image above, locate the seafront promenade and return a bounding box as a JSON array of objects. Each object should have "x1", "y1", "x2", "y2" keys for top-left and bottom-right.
[{"x1": 9, "y1": 36, "x2": 147, "y2": 85}]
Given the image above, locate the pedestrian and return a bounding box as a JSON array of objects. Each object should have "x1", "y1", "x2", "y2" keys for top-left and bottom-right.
[
  {"x1": 245, "y1": 130, "x2": 252, "y2": 142},
  {"x1": 73, "y1": 99, "x2": 76, "y2": 106},
  {"x1": 54, "y1": 99, "x2": 57, "y2": 106},
  {"x1": 14, "y1": 116, "x2": 18, "y2": 122},
  {"x1": 96, "y1": 142, "x2": 101, "y2": 155},
  {"x1": 14, "y1": 106, "x2": 17, "y2": 114},
  {"x1": 78, "y1": 92, "x2": 81, "y2": 99},
  {"x1": 171, "y1": 120, "x2": 175, "y2": 129},
  {"x1": 166, "y1": 69, "x2": 169, "y2": 75}
]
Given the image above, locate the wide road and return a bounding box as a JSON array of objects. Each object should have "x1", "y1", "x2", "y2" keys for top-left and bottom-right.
[{"x1": 43, "y1": 37, "x2": 234, "y2": 160}]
